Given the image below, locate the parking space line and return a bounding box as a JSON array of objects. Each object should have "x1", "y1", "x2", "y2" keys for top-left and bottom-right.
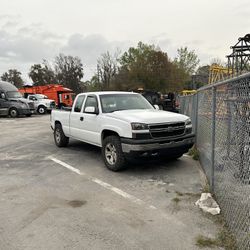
[{"x1": 48, "y1": 156, "x2": 157, "y2": 210}]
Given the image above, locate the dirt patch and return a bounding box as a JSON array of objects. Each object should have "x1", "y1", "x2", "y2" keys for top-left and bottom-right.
[{"x1": 67, "y1": 200, "x2": 87, "y2": 208}]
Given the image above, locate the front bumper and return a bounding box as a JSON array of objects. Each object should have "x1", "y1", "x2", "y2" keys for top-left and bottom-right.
[{"x1": 121, "y1": 134, "x2": 195, "y2": 153}]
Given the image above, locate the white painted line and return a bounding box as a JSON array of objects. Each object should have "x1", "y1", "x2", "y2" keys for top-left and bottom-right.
[
  {"x1": 48, "y1": 156, "x2": 156, "y2": 209},
  {"x1": 92, "y1": 178, "x2": 144, "y2": 205},
  {"x1": 49, "y1": 156, "x2": 84, "y2": 175}
]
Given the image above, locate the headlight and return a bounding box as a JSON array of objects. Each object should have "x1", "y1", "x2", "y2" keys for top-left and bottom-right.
[
  {"x1": 185, "y1": 118, "x2": 192, "y2": 126},
  {"x1": 131, "y1": 123, "x2": 149, "y2": 130}
]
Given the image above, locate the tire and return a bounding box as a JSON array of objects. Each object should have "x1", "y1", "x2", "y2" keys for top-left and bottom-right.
[
  {"x1": 9, "y1": 108, "x2": 18, "y2": 118},
  {"x1": 37, "y1": 105, "x2": 47, "y2": 114},
  {"x1": 54, "y1": 123, "x2": 69, "y2": 147},
  {"x1": 102, "y1": 135, "x2": 126, "y2": 171}
]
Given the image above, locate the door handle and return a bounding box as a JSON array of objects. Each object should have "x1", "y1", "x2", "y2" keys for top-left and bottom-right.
[{"x1": 80, "y1": 117, "x2": 84, "y2": 121}]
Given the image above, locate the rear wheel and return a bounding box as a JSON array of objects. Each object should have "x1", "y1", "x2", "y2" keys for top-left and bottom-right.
[
  {"x1": 54, "y1": 123, "x2": 69, "y2": 147},
  {"x1": 9, "y1": 108, "x2": 18, "y2": 118},
  {"x1": 102, "y1": 135, "x2": 126, "y2": 171}
]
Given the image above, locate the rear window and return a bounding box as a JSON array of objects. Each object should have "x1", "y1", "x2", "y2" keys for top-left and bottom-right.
[{"x1": 74, "y1": 95, "x2": 85, "y2": 112}]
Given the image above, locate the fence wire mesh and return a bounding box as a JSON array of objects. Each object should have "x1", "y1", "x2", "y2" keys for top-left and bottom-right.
[{"x1": 179, "y1": 74, "x2": 250, "y2": 250}]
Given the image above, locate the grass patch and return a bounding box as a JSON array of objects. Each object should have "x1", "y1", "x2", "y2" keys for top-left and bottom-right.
[
  {"x1": 175, "y1": 191, "x2": 184, "y2": 196},
  {"x1": 196, "y1": 228, "x2": 237, "y2": 250},
  {"x1": 188, "y1": 145, "x2": 199, "y2": 160},
  {"x1": 202, "y1": 183, "x2": 211, "y2": 193},
  {"x1": 196, "y1": 235, "x2": 218, "y2": 248}
]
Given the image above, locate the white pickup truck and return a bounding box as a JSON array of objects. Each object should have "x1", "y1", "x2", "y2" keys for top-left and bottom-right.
[
  {"x1": 27, "y1": 94, "x2": 56, "y2": 114},
  {"x1": 51, "y1": 91, "x2": 195, "y2": 171}
]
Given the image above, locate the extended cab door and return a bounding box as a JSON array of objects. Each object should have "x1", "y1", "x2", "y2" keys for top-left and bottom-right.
[
  {"x1": 69, "y1": 94, "x2": 86, "y2": 139},
  {"x1": 81, "y1": 95, "x2": 101, "y2": 146}
]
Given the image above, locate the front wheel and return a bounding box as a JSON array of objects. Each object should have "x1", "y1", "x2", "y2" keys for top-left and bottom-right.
[
  {"x1": 54, "y1": 124, "x2": 69, "y2": 147},
  {"x1": 37, "y1": 105, "x2": 47, "y2": 114},
  {"x1": 102, "y1": 135, "x2": 126, "y2": 171},
  {"x1": 9, "y1": 108, "x2": 19, "y2": 118}
]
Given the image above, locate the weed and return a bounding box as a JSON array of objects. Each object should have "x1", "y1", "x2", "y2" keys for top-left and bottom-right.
[
  {"x1": 172, "y1": 197, "x2": 181, "y2": 203},
  {"x1": 188, "y1": 145, "x2": 199, "y2": 160}
]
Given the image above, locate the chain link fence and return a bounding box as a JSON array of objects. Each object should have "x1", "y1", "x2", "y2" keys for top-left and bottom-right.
[{"x1": 179, "y1": 73, "x2": 250, "y2": 250}]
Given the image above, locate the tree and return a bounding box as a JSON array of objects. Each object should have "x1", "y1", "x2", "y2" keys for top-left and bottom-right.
[
  {"x1": 174, "y1": 47, "x2": 200, "y2": 75},
  {"x1": 97, "y1": 51, "x2": 120, "y2": 90},
  {"x1": 29, "y1": 61, "x2": 57, "y2": 86},
  {"x1": 54, "y1": 54, "x2": 84, "y2": 93},
  {"x1": 1, "y1": 69, "x2": 24, "y2": 88},
  {"x1": 117, "y1": 42, "x2": 182, "y2": 91}
]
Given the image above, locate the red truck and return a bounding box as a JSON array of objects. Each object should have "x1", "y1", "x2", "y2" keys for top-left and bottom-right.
[{"x1": 19, "y1": 84, "x2": 75, "y2": 107}]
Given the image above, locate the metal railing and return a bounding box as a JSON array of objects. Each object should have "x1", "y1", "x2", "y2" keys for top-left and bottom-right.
[{"x1": 179, "y1": 73, "x2": 250, "y2": 250}]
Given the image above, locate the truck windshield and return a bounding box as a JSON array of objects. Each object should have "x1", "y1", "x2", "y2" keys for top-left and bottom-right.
[
  {"x1": 6, "y1": 91, "x2": 22, "y2": 98},
  {"x1": 100, "y1": 94, "x2": 153, "y2": 113}
]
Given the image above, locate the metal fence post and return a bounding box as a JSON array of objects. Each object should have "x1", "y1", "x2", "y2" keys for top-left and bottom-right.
[
  {"x1": 211, "y1": 87, "x2": 216, "y2": 192},
  {"x1": 194, "y1": 93, "x2": 199, "y2": 143}
]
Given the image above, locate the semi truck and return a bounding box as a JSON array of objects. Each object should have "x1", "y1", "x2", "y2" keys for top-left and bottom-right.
[
  {"x1": 0, "y1": 81, "x2": 35, "y2": 118},
  {"x1": 19, "y1": 84, "x2": 75, "y2": 108}
]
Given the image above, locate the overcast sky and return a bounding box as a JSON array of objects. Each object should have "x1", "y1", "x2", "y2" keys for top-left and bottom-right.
[{"x1": 0, "y1": 0, "x2": 249, "y2": 82}]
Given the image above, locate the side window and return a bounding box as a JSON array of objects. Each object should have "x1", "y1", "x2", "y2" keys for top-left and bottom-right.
[
  {"x1": 84, "y1": 96, "x2": 98, "y2": 112},
  {"x1": 74, "y1": 95, "x2": 85, "y2": 112}
]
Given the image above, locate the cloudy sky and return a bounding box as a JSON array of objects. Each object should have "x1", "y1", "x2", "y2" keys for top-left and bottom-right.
[{"x1": 0, "y1": 0, "x2": 249, "y2": 82}]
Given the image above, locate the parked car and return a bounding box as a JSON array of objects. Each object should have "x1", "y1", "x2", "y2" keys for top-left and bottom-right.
[
  {"x1": 51, "y1": 91, "x2": 195, "y2": 171},
  {"x1": 26, "y1": 94, "x2": 56, "y2": 114},
  {"x1": 0, "y1": 81, "x2": 35, "y2": 118}
]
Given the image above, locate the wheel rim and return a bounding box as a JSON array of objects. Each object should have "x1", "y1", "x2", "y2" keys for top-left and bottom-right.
[
  {"x1": 105, "y1": 143, "x2": 117, "y2": 165},
  {"x1": 55, "y1": 129, "x2": 61, "y2": 144},
  {"x1": 10, "y1": 109, "x2": 17, "y2": 117},
  {"x1": 39, "y1": 107, "x2": 45, "y2": 114}
]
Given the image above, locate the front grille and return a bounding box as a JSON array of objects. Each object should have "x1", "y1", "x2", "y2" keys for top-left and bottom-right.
[{"x1": 149, "y1": 122, "x2": 185, "y2": 138}]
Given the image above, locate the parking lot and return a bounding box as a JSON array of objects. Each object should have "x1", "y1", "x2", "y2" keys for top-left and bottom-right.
[{"x1": 0, "y1": 115, "x2": 222, "y2": 250}]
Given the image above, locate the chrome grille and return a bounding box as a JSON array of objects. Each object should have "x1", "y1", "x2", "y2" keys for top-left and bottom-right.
[{"x1": 149, "y1": 122, "x2": 185, "y2": 138}]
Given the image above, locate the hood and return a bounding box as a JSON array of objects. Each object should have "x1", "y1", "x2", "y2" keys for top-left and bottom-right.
[
  {"x1": 105, "y1": 109, "x2": 189, "y2": 124},
  {"x1": 39, "y1": 99, "x2": 55, "y2": 104},
  {"x1": 9, "y1": 97, "x2": 31, "y2": 104}
]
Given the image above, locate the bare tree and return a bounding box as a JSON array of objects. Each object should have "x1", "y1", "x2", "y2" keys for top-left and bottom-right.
[{"x1": 97, "y1": 50, "x2": 120, "y2": 90}]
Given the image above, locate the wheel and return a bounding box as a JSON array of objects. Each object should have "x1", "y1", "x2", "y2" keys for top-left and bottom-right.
[
  {"x1": 9, "y1": 108, "x2": 18, "y2": 118},
  {"x1": 54, "y1": 123, "x2": 69, "y2": 147},
  {"x1": 102, "y1": 135, "x2": 126, "y2": 171},
  {"x1": 37, "y1": 105, "x2": 47, "y2": 114}
]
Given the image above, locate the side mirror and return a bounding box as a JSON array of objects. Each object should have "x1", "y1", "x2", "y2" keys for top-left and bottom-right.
[
  {"x1": 85, "y1": 106, "x2": 98, "y2": 114},
  {"x1": 0, "y1": 93, "x2": 6, "y2": 99},
  {"x1": 154, "y1": 104, "x2": 160, "y2": 110}
]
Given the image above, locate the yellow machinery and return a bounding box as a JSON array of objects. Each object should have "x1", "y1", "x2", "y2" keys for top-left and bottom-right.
[
  {"x1": 181, "y1": 90, "x2": 197, "y2": 96},
  {"x1": 208, "y1": 65, "x2": 232, "y2": 84}
]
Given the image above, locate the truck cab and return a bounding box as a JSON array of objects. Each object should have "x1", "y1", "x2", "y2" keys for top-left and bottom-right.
[{"x1": 0, "y1": 81, "x2": 35, "y2": 118}]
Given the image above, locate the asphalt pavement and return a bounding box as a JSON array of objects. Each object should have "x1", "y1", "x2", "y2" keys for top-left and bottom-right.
[{"x1": 0, "y1": 115, "x2": 222, "y2": 250}]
